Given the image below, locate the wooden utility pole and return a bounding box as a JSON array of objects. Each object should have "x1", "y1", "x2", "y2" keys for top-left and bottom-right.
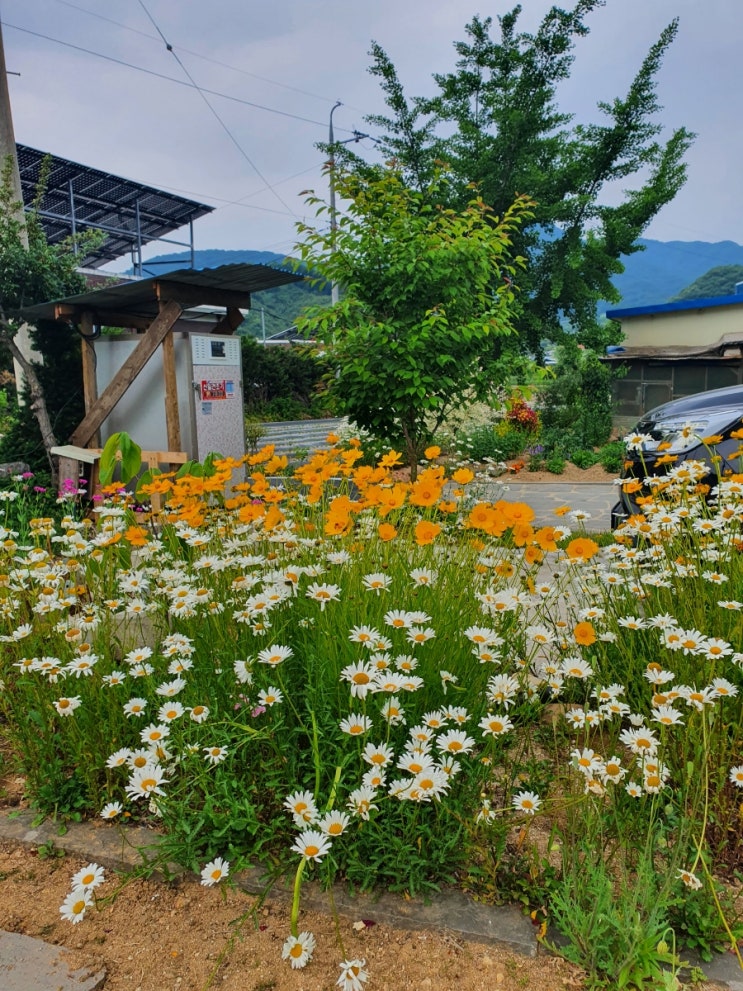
[
  {"x1": 0, "y1": 19, "x2": 42, "y2": 381},
  {"x1": 0, "y1": 22, "x2": 25, "y2": 235}
]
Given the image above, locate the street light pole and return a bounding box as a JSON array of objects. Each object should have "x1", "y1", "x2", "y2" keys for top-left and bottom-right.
[{"x1": 328, "y1": 100, "x2": 342, "y2": 306}]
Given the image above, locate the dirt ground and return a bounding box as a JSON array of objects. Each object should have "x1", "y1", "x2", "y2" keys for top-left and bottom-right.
[
  {"x1": 0, "y1": 840, "x2": 588, "y2": 991},
  {"x1": 491, "y1": 460, "x2": 615, "y2": 485}
]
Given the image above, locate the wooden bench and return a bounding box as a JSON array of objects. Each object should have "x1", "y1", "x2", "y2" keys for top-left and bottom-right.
[{"x1": 51, "y1": 446, "x2": 188, "y2": 511}]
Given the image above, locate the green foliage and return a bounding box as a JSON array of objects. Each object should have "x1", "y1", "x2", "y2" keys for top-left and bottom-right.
[
  {"x1": 353, "y1": 7, "x2": 693, "y2": 349},
  {"x1": 98, "y1": 432, "x2": 143, "y2": 487},
  {"x1": 458, "y1": 422, "x2": 530, "y2": 463},
  {"x1": 671, "y1": 264, "x2": 743, "y2": 302},
  {"x1": 0, "y1": 155, "x2": 93, "y2": 470},
  {"x1": 241, "y1": 337, "x2": 333, "y2": 421},
  {"x1": 598, "y1": 440, "x2": 626, "y2": 475},
  {"x1": 570, "y1": 449, "x2": 599, "y2": 470},
  {"x1": 549, "y1": 850, "x2": 682, "y2": 990},
  {"x1": 538, "y1": 338, "x2": 615, "y2": 456},
  {"x1": 666, "y1": 878, "x2": 743, "y2": 962},
  {"x1": 545, "y1": 453, "x2": 566, "y2": 475},
  {"x1": 296, "y1": 164, "x2": 533, "y2": 472}
]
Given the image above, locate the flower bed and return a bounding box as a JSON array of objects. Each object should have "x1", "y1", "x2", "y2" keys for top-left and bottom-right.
[{"x1": 1, "y1": 437, "x2": 742, "y2": 986}]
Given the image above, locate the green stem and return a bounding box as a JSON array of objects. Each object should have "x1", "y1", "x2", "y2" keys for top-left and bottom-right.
[{"x1": 290, "y1": 857, "x2": 307, "y2": 939}]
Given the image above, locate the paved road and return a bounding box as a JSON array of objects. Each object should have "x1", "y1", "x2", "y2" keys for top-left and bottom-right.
[{"x1": 467, "y1": 480, "x2": 617, "y2": 532}]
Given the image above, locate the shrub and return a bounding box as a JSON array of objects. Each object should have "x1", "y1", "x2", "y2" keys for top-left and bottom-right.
[
  {"x1": 570, "y1": 449, "x2": 599, "y2": 470},
  {"x1": 545, "y1": 453, "x2": 565, "y2": 474},
  {"x1": 598, "y1": 440, "x2": 626, "y2": 475},
  {"x1": 458, "y1": 422, "x2": 530, "y2": 463},
  {"x1": 537, "y1": 338, "x2": 615, "y2": 455},
  {"x1": 241, "y1": 338, "x2": 333, "y2": 421}
]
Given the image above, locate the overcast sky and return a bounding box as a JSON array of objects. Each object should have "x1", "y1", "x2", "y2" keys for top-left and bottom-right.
[{"x1": 3, "y1": 0, "x2": 742, "y2": 271}]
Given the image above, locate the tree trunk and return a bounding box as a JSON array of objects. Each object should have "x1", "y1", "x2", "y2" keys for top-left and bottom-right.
[{"x1": 1, "y1": 325, "x2": 58, "y2": 485}]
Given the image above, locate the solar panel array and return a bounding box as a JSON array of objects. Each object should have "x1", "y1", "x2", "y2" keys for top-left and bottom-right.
[{"x1": 16, "y1": 144, "x2": 214, "y2": 268}]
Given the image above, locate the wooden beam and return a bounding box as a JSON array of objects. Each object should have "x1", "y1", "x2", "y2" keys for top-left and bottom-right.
[
  {"x1": 161, "y1": 307, "x2": 181, "y2": 452},
  {"x1": 70, "y1": 298, "x2": 183, "y2": 447},
  {"x1": 211, "y1": 307, "x2": 244, "y2": 335},
  {"x1": 55, "y1": 304, "x2": 152, "y2": 329},
  {"x1": 78, "y1": 311, "x2": 100, "y2": 448},
  {"x1": 155, "y1": 280, "x2": 252, "y2": 310}
]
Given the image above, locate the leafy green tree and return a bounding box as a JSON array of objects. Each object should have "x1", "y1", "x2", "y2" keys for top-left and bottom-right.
[
  {"x1": 241, "y1": 336, "x2": 333, "y2": 420},
  {"x1": 295, "y1": 164, "x2": 533, "y2": 476},
  {"x1": 0, "y1": 156, "x2": 89, "y2": 477},
  {"x1": 354, "y1": 4, "x2": 694, "y2": 352},
  {"x1": 671, "y1": 265, "x2": 743, "y2": 302}
]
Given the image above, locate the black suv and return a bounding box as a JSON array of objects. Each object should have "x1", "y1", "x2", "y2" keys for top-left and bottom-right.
[{"x1": 611, "y1": 383, "x2": 743, "y2": 527}]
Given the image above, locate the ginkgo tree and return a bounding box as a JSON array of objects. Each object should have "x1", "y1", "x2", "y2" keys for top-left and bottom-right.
[{"x1": 295, "y1": 164, "x2": 533, "y2": 477}]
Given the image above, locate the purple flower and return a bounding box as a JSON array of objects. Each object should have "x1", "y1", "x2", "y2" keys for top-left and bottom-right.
[
  {"x1": 21, "y1": 472, "x2": 34, "y2": 480},
  {"x1": 33, "y1": 486, "x2": 47, "y2": 493}
]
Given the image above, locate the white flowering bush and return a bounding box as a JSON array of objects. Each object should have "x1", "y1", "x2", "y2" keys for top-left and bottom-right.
[{"x1": 2, "y1": 433, "x2": 743, "y2": 983}]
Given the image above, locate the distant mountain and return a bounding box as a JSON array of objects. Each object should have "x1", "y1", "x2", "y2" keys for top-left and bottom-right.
[
  {"x1": 145, "y1": 240, "x2": 743, "y2": 327},
  {"x1": 670, "y1": 264, "x2": 743, "y2": 302},
  {"x1": 606, "y1": 239, "x2": 743, "y2": 312},
  {"x1": 139, "y1": 249, "x2": 330, "y2": 339}
]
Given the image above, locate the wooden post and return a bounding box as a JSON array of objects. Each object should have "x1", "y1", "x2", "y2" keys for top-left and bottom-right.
[
  {"x1": 70, "y1": 298, "x2": 183, "y2": 447},
  {"x1": 161, "y1": 312, "x2": 181, "y2": 452},
  {"x1": 79, "y1": 310, "x2": 100, "y2": 448}
]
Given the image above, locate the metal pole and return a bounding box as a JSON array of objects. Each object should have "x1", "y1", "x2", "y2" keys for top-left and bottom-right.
[
  {"x1": 260, "y1": 307, "x2": 266, "y2": 343},
  {"x1": 329, "y1": 100, "x2": 341, "y2": 306},
  {"x1": 134, "y1": 198, "x2": 142, "y2": 277},
  {"x1": 189, "y1": 218, "x2": 195, "y2": 269},
  {"x1": 68, "y1": 179, "x2": 78, "y2": 255}
]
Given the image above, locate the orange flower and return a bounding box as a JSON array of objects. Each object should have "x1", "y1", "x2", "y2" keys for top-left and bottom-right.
[
  {"x1": 409, "y1": 478, "x2": 443, "y2": 507},
  {"x1": 324, "y1": 513, "x2": 351, "y2": 535},
  {"x1": 414, "y1": 520, "x2": 441, "y2": 545},
  {"x1": 265, "y1": 455, "x2": 289, "y2": 474},
  {"x1": 499, "y1": 501, "x2": 535, "y2": 527},
  {"x1": 238, "y1": 502, "x2": 265, "y2": 523},
  {"x1": 325, "y1": 433, "x2": 340, "y2": 445},
  {"x1": 554, "y1": 505, "x2": 571, "y2": 517},
  {"x1": 566, "y1": 537, "x2": 600, "y2": 561},
  {"x1": 379, "y1": 449, "x2": 403, "y2": 469},
  {"x1": 467, "y1": 502, "x2": 497, "y2": 531},
  {"x1": 451, "y1": 467, "x2": 475, "y2": 485},
  {"x1": 573, "y1": 621, "x2": 596, "y2": 646},
  {"x1": 124, "y1": 525, "x2": 149, "y2": 546},
  {"x1": 495, "y1": 560, "x2": 515, "y2": 578},
  {"x1": 424, "y1": 445, "x2": 441, "y2": 459},
  {"x1": 247, "y1": 444, "x2": 276, "y2": 465},
  {"x1": 437, "y1": 500, "x2": 457, "y2": 514},
  {"x1": 378, "y1": 523, "x2": 397, "y2": 541},
  {"x1": 534, "y1": 526, "x2": 558, "y2": 552},
  {"x1": 524, "y1": 545, "x2": 543, "y2": 566},
  {"x1": 511, "y1": 522, "x2": 534, "y2": 547}
]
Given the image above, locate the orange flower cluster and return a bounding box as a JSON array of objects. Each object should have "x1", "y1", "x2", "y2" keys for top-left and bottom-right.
[{"x1": 134, "y1": 438, "x2": 562, "y2": 558}]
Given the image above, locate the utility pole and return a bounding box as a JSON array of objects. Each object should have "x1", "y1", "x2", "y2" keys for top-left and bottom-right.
[
  {"x1": 0, "y1": 19, "x2": 42, "y2": 389},
  {"x1": 328, "y1": 100, "x2": 341, "y2": 306},
  {"x1": 0, "y1": 22, "x2": 25, "y2": 238}
]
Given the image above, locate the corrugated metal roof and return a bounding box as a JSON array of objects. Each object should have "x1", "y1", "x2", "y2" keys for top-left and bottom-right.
[
  {"x1": 17, "y1": 144, "x2": 213, "y2": 268},
  {"x1": 603, "y1": 334, "x2": 743, "y2": 361},
  {"x1": 607, "y1": 290, "x2": 743, "y2": 320},
  {"x1": 21, "y1": 263, "x2": 304, "y2": 322}
]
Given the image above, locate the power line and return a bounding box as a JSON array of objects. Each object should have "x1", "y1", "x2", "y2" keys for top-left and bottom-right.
[
  {"x1": 51, "y1": 0, "x2": 341, "y2": 108},
  {"x1": 4, "y1": 21, "x2": 355, "y2": 133},
  {"x1": 136, "y1": 0, "x2": 296, "y2": 217}
]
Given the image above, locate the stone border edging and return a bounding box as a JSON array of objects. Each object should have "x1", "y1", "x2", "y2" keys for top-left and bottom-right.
[{"x1": 0, "y1": 809, "x2": 536, "y2": 957}]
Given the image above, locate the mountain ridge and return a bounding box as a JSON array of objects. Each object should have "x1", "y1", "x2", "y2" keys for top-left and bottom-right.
[{"x1": 139, "y1": 239, "x2": 743, "y2": 329}]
